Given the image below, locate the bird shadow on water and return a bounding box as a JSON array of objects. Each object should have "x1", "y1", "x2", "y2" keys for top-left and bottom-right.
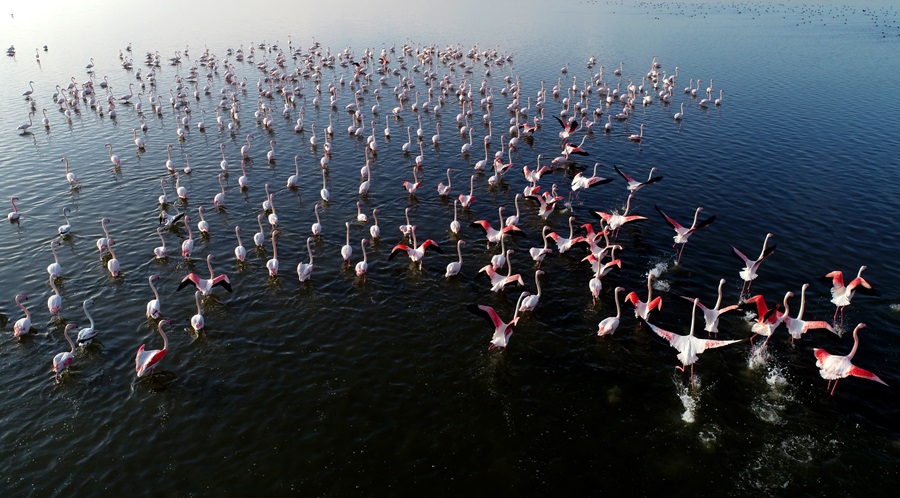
[{"x1": 131, "y1": 371, "x2": 177, "y2": 393}]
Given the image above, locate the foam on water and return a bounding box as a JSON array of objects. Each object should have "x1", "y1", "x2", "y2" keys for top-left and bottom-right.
[{"x1": 674, "y1": 374, "x2": 699, "y2": 423}]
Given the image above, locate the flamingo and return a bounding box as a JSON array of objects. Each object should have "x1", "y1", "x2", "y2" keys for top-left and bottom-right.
[
  {"x1": 743, "y1": 294, "x2": 786, "y2": 347},
  {"x1": 505, "y1": 194, "x2": 523, "y2": 228},
  {"x1": 472, "y1": 207, "x2": 522, "y2": 248},
  {"x1": 253, "y1": 214, "x2": 266, "y2": 249},
  {"x1": 826, "y1": 266, "x2": 872, "y2": 327},
  {"x1": 626, "y1": 273, "x2": 662, "y2": 320},
  {"x1": 403, "y1": 167, "x2": 422, "y2": 196},
  {"x1": 341, "y1": 222, "x2": 353, "y2": 265},
  {"x1": 783, "y1": 284, "x2": 836, "y2": 342},
  {"x1": 450, "y1": 201, "x2": 461, "y2": 235},
  {"x1": 287, "y1": 155, "x2": 301, "y2": 189},
  {"x1": 468, "y1": 292, "x2": 528, "y2": 350},
  {"x1": 554, "y1": 115, "x2": 579, "y2": 141},
  {"x1": 628, "y1": 123, "x2": 646, "y2": 142},
  {"x1": 355, "y1": 202, "x2": 368, "y2": 223},
  {"x1": 267, "y1": 193, "x2": 278, "y2": 228},
  {"x1": 731, "y1": 232, "x2": 776, "y2": 296},
  {"x1": 16, "y1": 113, "x2": 33, "y2": 134},
  {"x1": 219, "y1": 143, "x2": 229, "y2": 172},
  {"x1": 267, "y1": 140, "x2": 276, "y2": 162},
  {"x1": 195, "y1": 206, "x2": 209, "y2": 235},
  {"x1": 597, "y1": 287, "x2": 626, "y2": 336},
  {"x1": 175, "y1": 173, "x2": 188, "y2": 201},
  {"x1": 355, "y1": 238, "x2": 370, "y2": 281},
  {"x1": 47, "y1": 240, "x2": 63, "y2": 279},
  {"x1": 370, "y1": 209, "x2": 381, "y2": 240},
  {"x1": 529, "y1": 227, "x2": 554, "y2": 268},
  {"x1": 262, "y1": 183, "x2": 273, "y2": 212},
  {"x1": 152, "y1": 226, "x2": 169, "y2": 259},
  {"x1": 61, "y1": 157, "x2": 80, "y2": 187},
  {"x1": 105, "y1": 143, "x2": 121, "y2": 168},
  {"x1": 8, "y1": 196, "x2": 20, "y2": 222},
  {"x1": 96, "y1": 217, "x2": 112, "y2": 255},
  {"x1": 238, "y1": 160, "x2": 250, "y2": 190},
  {"x1": 519, "y1": 270, "x2": 545, "y2": 312},
  {"x1": 47, "y1": 278, "x2": 62, "y2": 319},
  {"x1": 596, "y1": 194, "x2": 646, "y2": 234},
  {"x1": 135, "y1": 319, "x2": 170, "y2": 378},
  {"x1": 158, "y1": 178, "x2": 170, "y2": 206},
  {"x1": 107, "y1": 240, "x2": 120, "y2": 277},
  {"x1": 437, "y1": 168, "x2": 453, "y2": 197},
  {"x1": 445, "y1": 240, "x2": 466, "y2": 278},
  {"x1": 479, "y1": 250, "x2": 524, "y2": 292},
  {"x1": 191, "y1": 291, "x2": 205, "y2": 333},
  {"x1": 674, "y1": 102, "x2": 685, "y2": 121},
  {"x1": 655, "y1": 205, "x2": 716, "y2": 263},
  {"x1": 58, "y1": 207, "x2": 73, "y2": 236},
  {"x1": 213, "y1": 173, "x2": 226, "y2": 209},
  {"x1": 267, "y1": 229, "x2": 280, "y2": 277},
  {"x1": 681, "y1": 279, "x2": 739, "y2": 337},
  {"x1": 233, "y1": 226, "x2": 247, "y2": 262},
  {"x1": 13, "y1": 294, "x2": 32, "y2": 338},
  {"x1": 53, "y1": 324, "x2": 78, "y2": 381},
  {"x1": 571, "y1": 162, "x2": 613, "y2": 193},
  {"x1": 181, "y1": 215, "x2": 194, "y2": 258},
  {"x1": 320, "y1": 169, "x2": 330, "y2": 202},
  {"x1": 177, "y1": 254, "x2": 233, "y2": 295},
  {"x1": 645, "y1": 298, "x2": 742, "y2": 388},
  {"x1": 146, "y1": 275, "x2": 162, "y2": 319},
  {"x1": 547, "y1": 216, "x2": 585, "y2": 254},
  {"x1": 311, "y1": 203, "x2": 322, "y2": 237},
  {"x1": 402, "y1": 126, "x2": 412, "y2": 153},
  {"x1": 612, "y1": 166, "x2": 661, "y2": 195},
  {"x1": 241, "y1": 133, "x2": 254, "y2": 158},
  {"x1": 458, "y1": 175, "x2": 476, "y2": 208},
  {"x1": 297, "y1": 237, "x2": 315, "y2": 282},
  {"x1": 76, "y1": 299, "x2": 97, "y2": 346},
  {"x1": 389, "y1": 226, "x2": 443, "y2": 270},
  {"x1": 814, "y1": 323, "x2": 888, "y2": 395},
  {"x1": 562, "y1": 136, "x2": 589, "y2": 158}
]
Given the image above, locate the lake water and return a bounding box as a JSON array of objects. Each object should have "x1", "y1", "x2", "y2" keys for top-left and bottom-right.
[{"x1": 1, "y1": 0, "x2": 899, "y2": 495}]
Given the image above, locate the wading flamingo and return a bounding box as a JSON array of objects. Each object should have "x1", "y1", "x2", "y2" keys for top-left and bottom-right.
[
  {"x1": 53, "y1": 323, "x2": 77, "y2": 381},
  {"x1": 177, "y1": 254, "x2": 232, "y2": 295},
  {"x1": 135, "y1": 319, "x2": 170, "y2": 378},
  {"x1": 468, "y1": 292, "x2": 529, "y2": 350},
  {"x1": 597, "y1": 287, "x2": 625, "y2": 336}
]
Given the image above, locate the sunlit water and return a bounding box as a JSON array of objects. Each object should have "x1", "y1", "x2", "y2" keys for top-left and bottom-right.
[{"x1": 1, "y1": 1, "x2": 899, "y2": 495}]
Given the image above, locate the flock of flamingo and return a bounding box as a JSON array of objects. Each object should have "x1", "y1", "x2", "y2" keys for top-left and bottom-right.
[{"x1": 4, "y1": 38, "x2": 888, "y2": 396}]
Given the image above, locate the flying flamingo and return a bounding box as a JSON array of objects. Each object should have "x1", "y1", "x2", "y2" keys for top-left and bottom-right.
[
  {"x1": 267, "y1": 229, "x2": 281, "y2": 277},
  {"x1": 597, "y1": 287, "x2": 626, "y2": 336},
  {"x1": 548, "y1": 216, "x2": 585, "y2": 254},
  {"x1": 527, "y1": 186, "x2": 563, "y2": 220},
  {"x1": 468, "y1": 292, "x2": 529, "y2": 350},
  {"x1": 445, "y1": 240, "x2": 466, "y2": 278},
  {"x1": 355, "y1": 239, "x2": 370, "y2": 281},
  {"x1": 53, "y1": 323, "x2": 78, "y2": 381},
  {"x1": 681, "y1": 279, "x2": 739, "y2": 337},
  {"x1": 297, "y1": 237, "x2": 315, "y2": 282},
  {"x1": 47, "y1": 240, "x2": 63, "y2": 279},
  {"x1": 191, "y1": 291, "x2": 205, "y2": 334},
  {"x1": 783, "y1": 284, "x2": 836, "y2": 342},
  {"x1": 234, "y1": 226, "x2": 246, "y2": 262},
  {"x1": 732, "y1": 232, "x2": 776, "y2": 296},
  {"x1": 8, "y1": 196, "x2": 20, "y2": 222},
  {"x1": 135, "y1": 319, "x2": 170, "y2": 378},
  {"x1": 389, "y1": 226, "x2": 443, "y2": 270},
  {"x1": 177, "y1": 254, "x2": 233, "y2": 295},
  {"x1": 626, "y1": 273, "x2": 663, "y2": 320},
  {"x1": 554, "y1": 115, "x2": 579, "y2": 141},
  {"x1": 595, "y1": 194, "x2": 646, "y2": 235},
  {"x1": 645, "y1": 298, "x2": 742, "y2": 388},
  {"x1": 826, "y1": 265, "x2": 872, "y2": 328},
  {"x1": 655, "y1": 205, "x2": 716, "y2": 263},
  {"x1": 519, "y1": 270, "x2": 545, "y2": 312},
  {"x1": 76, "y1": 299, "x2": 97, "y2": 346},
  {"x1": 146, "y1": 274, "x2": 162, "y2": 319},
  {"x1": 571, "y1": 162, "x2": 613, "y2": 195},
  {"x1": 458, "y1": 175, "x2": 476, "y2": 208},
  {"x1": 13, "y1": 294, "x2": 32, "y2": 338},
  {"x1": 614, "y1": 165, "x2": 662, "y2": 193},
  {"x1": 814, "y1": 323, "x2": 888, "y2": 395},
  {"x1": 61, "y1": 157, "x2": 80, "y2": 187},
  {"x1": 743, "y1": 294, "x2": 785, "y2": 347}
]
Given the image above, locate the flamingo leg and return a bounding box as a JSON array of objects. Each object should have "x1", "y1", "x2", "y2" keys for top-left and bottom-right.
[{"x1": 830, "y1": 379, "x2": 840, "y2": 396}]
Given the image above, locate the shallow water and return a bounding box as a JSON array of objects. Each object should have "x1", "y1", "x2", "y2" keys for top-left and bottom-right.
[{"x1": 1, "y1": 1, "x2": 899, "y2": 495}]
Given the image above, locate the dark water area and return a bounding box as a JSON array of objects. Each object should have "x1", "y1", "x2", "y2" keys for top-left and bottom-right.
[{"x1": 1, "y1": 1, "x2": 899, "y2": 495}]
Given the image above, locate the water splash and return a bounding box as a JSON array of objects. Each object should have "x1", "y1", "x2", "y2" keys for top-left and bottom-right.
[
  {"x1": 674, "y1": 374, "x2": 699, "y2": 423},
  {"x1": 748, "y1": 341, "x2": 769, "y2": 369}
]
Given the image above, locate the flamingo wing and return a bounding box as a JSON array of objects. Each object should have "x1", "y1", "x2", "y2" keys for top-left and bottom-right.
[
  {"x1": 813, "y1": 348, "x2": 832, "y2": 366},
  {"x1": 848, "y1": 365, "x2": 888, "y2": 385},
  {"x1": 468, "y1": 304, "x2": 504, "y2": 330},
  {"x1": 730, "y1": 246, "x2": 753, "y2": 266},
  {"x1": 553, "y1": 116, "x2": 567, "y2": 130},
  {"x1": 388, "y1": 244, "x2": 411, "y2": 260},
  {"x1": 421, "y1": 240, "x2": 444, "y2": 254},
  {"x1": 825, "y1": 271, "x2": 845, "y2": 291},
  {"x1": 211, "y1": 275, "x2": 233, "y2": 292},
  {"x1": 695, "y1": 337, "x2": 741, "y2": 353},
  {"x1": 177, "y1": 273, "x2": 202, "y2": 291},
  {"x1": 693, "y1": 214, "x2": 716, "y2": 231},
  {"x1": 655, "y1": 206, "x2": 683, "y2": 231},
  {"x1": 644, "y1": 320, "x2": 679, "y2": 345},
  {"x1": 613, "y1": 165, "x2": 635, "y2": 184}
]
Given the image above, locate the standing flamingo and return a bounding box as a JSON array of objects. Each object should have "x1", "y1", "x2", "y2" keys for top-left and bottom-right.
[
  {"x1": 97, "y1": 217, "x2": 112, "y2": 255},
  {"x1": 135, "y1": 320, "x2": 170, "y2": 378},
  {"x1": 529, "y1": 227, "x2": 554, "y2": 267},
  {"x1": 47, "y1": 279, "x2": 62, "y2": 319},
  {"x1": 105, "y1": 143, "x2": 121, "y2": 168},
  {"x1": 13, "y1": 294, "x2": 32, "y2": 338},
  {"x1": 355, "y1": 238, "x2": 370, "y2": 281},
  {"x1": 47, "y1": 240, "x2": 63, "y2": 279},
  {"x1": 214, "y1": 173, "x2": 226, "y2": 209},
  {"x1": 628, "y1": 123, "x2": 646, "y2": 142},
  {"x1": 519, "y1": 270, "x2": 545, "y2": 312},
  {"x1": 8, "y1": 196, "x2": 20, "y2": 222},
  {"x1": 340, "y1": 222, "x2": 353, "y2": 265},
  {"x1": 238, "y1": 160, "x2": 250, "y2": 190},
  {"x1": 287, "y1": 155, "x2": 301, "y2": 189},
  {"x1": 445, "y1": 240, "x2": 466, "y2": 278},
  {"x1": 219, "y1": 143, "x2": 229, "y2": 172},
  {"x1": 53, "y1": 324, "x2": 78, "y2": 381},
  {"x1": 234, "y1": 226, "x2": 246, "y2": 262},
  {"x1": 76, "y1": 299, "x2": 97, "y2": 346},
  {"x1": 107, "y1": 241, "x2": 120, "y2": 277},
  {"x1": 241, "y1": 133, "x2": 254, "y2": 158},
  {"x1": 267, "y1": 229, "x2": 280, "y2": 277},
  {"x1": 468, "y1": 292, "x2": 528, "y2": 350},
  {"x1": 191, "y1": 291, "x2": 205, "y2": 334},
  {"x1": 597, "y1": 287, "x2": 626, "y2": 336},
  {"x1": 180, "y1": 215, "x2": 194, "y2": 258},
  {"x1": 146, "y1": 274, "x2": 162, "y2": 319},
  {"x1": 320, "y1": 169, "x2": 330, "y2": 202},
  {"x1": 437, "y1": 169, "x2": 453, "y2": 197},
  {"x1": 645, "y1": 298, "x2": 742, "y2": 387},
  {"x1": 450, "y1": 201, "x2": 461, "y2": 235},
  {"x1": 311, "y1": 203, "x2": 322, "y2": 237},
  {"x1": 61, "y1": 157, "x2": 80, "y2": 187},
  {"x1": 732, "y1": 232, "x2": 776, "y2": 296},
  {"x1": 154, "y1": 227, "x2": 168, "y2": 259},
  {"x1": 814, "y1": 323, "x2": 888, "y2": 395},
  {"x1": 458, "y1": 175, "x2": 476, "y2": 208},
  {"x1": 370, "y1": 209, "x2": 381, "y2": 240},
  {"x1": 297, "y1": 237, "x2": 315, "y2": 282},
  {"x1": 177, "y1": 254, "x2": 232, "y2": 295}
]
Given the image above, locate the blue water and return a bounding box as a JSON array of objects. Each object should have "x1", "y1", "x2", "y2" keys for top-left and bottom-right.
[{"x1": 1, "y1": 1, "x2": 899, "y2": 495}]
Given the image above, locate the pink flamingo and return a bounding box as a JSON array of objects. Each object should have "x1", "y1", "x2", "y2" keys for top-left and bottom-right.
[
  {"x1": 655, "y1": 205, "x2": 716, "y2": 263},
  {"x1": 645, "y1": 298, "x2": 742, "y2": 387},
  {"x1": 814, "y1": 323, "x2": 888, "y2": 395},
  {"x1": 13, "y1": 294, "x2": 32, "y2": 338},
  {"x1": 469, "y1": 292, "x2": 529, "y2": 350},
  {"x1": 478, "y1": 250, "x2": 524, "y2": 292},
  {"x1": 681, "y1": 279, "x2": 739, "y2": 337},
  {"x1": 597, "y1": 287, "x2": 625, "y2": 336},
  {"x1": 743, "y1": 294, "x2": 785, "y2": 347},
  {"x1": 732, "y1": 232, "x2": 776, "y2": 296},
  {"x1": 614, "y1": 165, "x2": 662, "y2": 193},
  {"x1": 783, "y1": 284, "x2": 836, "y2": 342},
  {"x1": 547, "y1": 216, "x2": 585, "y2": 254},
  {"x1": 625, "y1": 273, "x2": 662, "y2": 320},
  {"x1": 53, "y1": 323, "x2": 77, "y2": 381},
  {"x1": 389, "y1": 227, "x2": 443, "y2": 270},
  {"x1": 177, "y1": 254, "x2": 232, "y2": 295},
  {"x1": 135, "y1": 319, "x2": 170, "y2": 378},
  {"x1": 826, "y1": 265, "x2": 872, "y2": 328}
]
